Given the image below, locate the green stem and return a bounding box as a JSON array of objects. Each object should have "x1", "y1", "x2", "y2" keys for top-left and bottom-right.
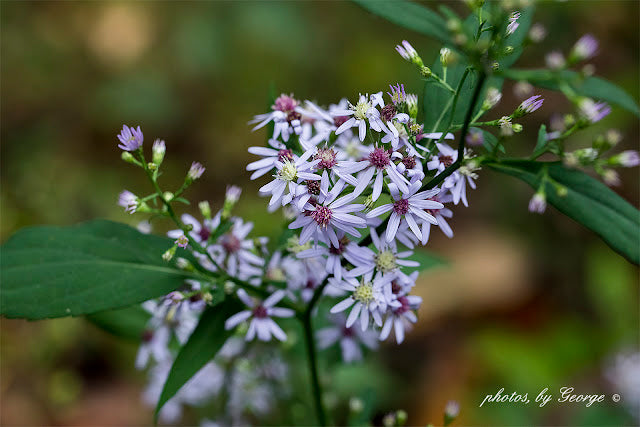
[{"x1": 420, "y1": 70, "x2": 488, "y2": 192}]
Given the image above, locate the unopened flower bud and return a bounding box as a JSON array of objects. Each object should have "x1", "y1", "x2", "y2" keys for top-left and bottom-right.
[
  {"x1": 444, "y1": 400, "x2": 460, "y2": 426},
  {"x1": 483, "y1": 87, "x2": 502, "y2": 110},
  {"x1": 382, "y1": 413, "x2": 396, "y2": 427},
  {"x1": 163, "y1": 191, "x2": 174, "y2": 202},
  {"x1": 224, "y1": 280, "x2": 235, "y2": 294},
  {"x1": 512, "y1": 123, "x2": 523, "y2": 133},
  {"x1": 440, "y1": 48, "x2": 453, "y2": 67},
  {"x1": 492, "y1": 61, "x2": 500, "y2": 71},
  {"x1": 528, "y1": 191, "x2": 546, "y2": 214},
  {"x1": 152, "y1": 139, "x2": 166, "y2": 165},
  {"x1": 147, "y1": 162, "x2": 158, "y2": 171},
  {"x1": 202, "y1": 292, "x2": 213, "y2": 304},
  {"x1": 605, "y1": 129, "x2": 622, "y2": 146},
  {"x1": 162, "y1": 245, "x2": 177, "y2": 262},
  {"x1": 175, "y1": 257, "x2": 194, "y2": 271},
  {"x1": 528, "y1": 23, "x2": 546, "y2": 43},
  {"x1": 349, "y1": 397, "x2": 364, "y2": 413},
  {"x1": 420, "y1": 66, "x2": 432, "y2": 78},
  {"x1": 199, "y1": 201, "x2": 212, "y2": 219},
  {"x1": 545, "y1": 51, "x2": 566, "y2": 70},
  {"x1": 121, "y1": 151, "x2": 139, "y2": 165},
  {"x1": 555, "y1": 185, "x2": 568, "y2": 197},
  {"x1": 609, "y1": 150, "x2": 640, "y2": 167},
  {"x1": 223, "y1": 185, "x2": 242, "y2": 219},
  {"x1": 570, "y1": 34, "x2": 598, "y2": 62},
  {"x1": 447, "y1": 18, "x2": 461, "y2": 33},
  {"x1": 406, "y1": 94, "x2": 419, "y2": 119},
  {"x1": 504, "y1": 45, "x2": 514, "y2": 55},
  {"x1": 396, "y1": 410, "x2": 408, "y2": 426},
  {"x1": 601, "y1": 169, "x2": 620, "y2": 187},
  {"x1": 581, "y1": 64, "x2": 596, "y2": 77}
]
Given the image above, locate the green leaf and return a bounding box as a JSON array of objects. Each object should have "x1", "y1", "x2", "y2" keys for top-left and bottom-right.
[
  {"x1": 87, "y1": 305, "x2": 150, "y2": 341},
  {"x1": 477, "y1": 127, "x2": 504, "y2": 154},
  {"x1": 1, "y1": 220, "x2": 200, "y2": 319},
  {"x1": 501, "y1": 69, "x2": 640, "y2": 117},
  {"x1": 155, "y1": 299, "x2": 242, "y2": 421},
  {"x1": 352, "y1": 0, "x2": 452, "y2": 46},
  {"x1": 487, "y1": 160, "x2": 640, "y2": 264},
  {"x1": 531, "y1": 124, "x2": 548, "y2": 159},
  {"x1": 406, "y1": 248, "x2": 448, "y2": 272}
]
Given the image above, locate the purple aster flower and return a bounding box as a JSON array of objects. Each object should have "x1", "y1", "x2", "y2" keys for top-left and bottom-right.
[
  {"x1": 118, "y1": 190, "x2": 138, "y2": 214},
  {"x1": 224, "y1": 289, "x2": 295, "y2": 342},
  {"x1": 395, "y1": 40, "x2": 418, "y2": 62},
  {"x1": 250, "y1": 94, "x2": 303, "y2": 142},
  {"x1": 419, "y1": 192, "x2": 454, "y2": 245},
  {"x1": 117, "y1": 125, "x2": 143, "y2": 151},
  {"x1": 187, "y1": 162, "x2": 205, "y2": 181},
  {"x1": 366, "y1": 181, "x2": 443, "y2": 243},
  {"x1": 337, "y1": 146, "x2": 410, "y2": 201},
  {"x1": 387, "y1": 83, "x2": 406, "y2": 105},
  {"x1": 579, "y1": 98, "x2": 611, "y2": 123},
  {"x1": 614, "y1": 150, "x2": 640, "y2": 167},
  {"x1": 515, "y1": 95, "x2": 544, "y2": 117},
  {"x1": 571, "y1": 34, "x2": 598, "y2": 61},
  {"x1": 297, "y1": 233, "x2": 353, "y2": 281},
  {"x1": 289, "y1": 182, "x2": 366, "y2": 247},
  {"x1": 427, "y1": 143, "x2": 479, "y2": 207},
  {"x1": 208, "y1": 218, "x2": 265, "y2": 279},
  {"x1": 506, "y1": 11, "x2": 521, "y2": 36}
]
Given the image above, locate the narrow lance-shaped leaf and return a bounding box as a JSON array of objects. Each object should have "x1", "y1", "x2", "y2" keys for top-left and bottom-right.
[
  {"x1": 155, "y1": 299, "x2": 243, "y2": 422},
  {"x1": 1, "y1": 220, "x2": 202, "y2": 319},
  {"x1": 488, "y1": 160, "x2": 640, "y2": 264},
  {"x1": 501, "y1": 69, "x2": 640, "y2": 117}
]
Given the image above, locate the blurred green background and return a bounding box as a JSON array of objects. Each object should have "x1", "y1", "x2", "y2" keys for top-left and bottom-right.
[{"x1": 1, "y1": 1, "x2": 638, "y2": 425}]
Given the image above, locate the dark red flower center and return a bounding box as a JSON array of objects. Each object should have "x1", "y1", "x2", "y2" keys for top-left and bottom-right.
[
  {"x1": 393, "y1": 198, "x2": 409, "y2": 215},
  {"x1": 314, "y1": 148, "x2": 337, "y2": 169},
  {"x1": 253, "y1": 305, "x2": 268, "y2": 318},
  {"x1": 368, "y1": 148, "x2": 391, "y2": 169},
  {"x1": 395, "y1": 296, "x2": 410, "y2": 314},
  {"x1": 198, "y1": 226, "x2": 211, "y2": 242},
  {"x1": 334, "y1": 116, "x2": 349, "y2": 128},
  {"x1": 306, "y1": 180, "x2": 321, "y2": 195},
  {"x1": 278, "y1": 149, "x2": 294, "y2": 162},
  {"x1": 402, "y1": 156, "x2": 416, "y2": 169},
  {"x1": 221, "y1": 233, "x2": 241, "y2": 253},
  {"x1": 439, "y1": 155, "x2": 454, "y2": 167},
  {"x1": 328, "y1": 236, "x2": 349, "y2": 255},
  {"x1": 380, "y1": 104, "x2": 397, "y2": 122},
  {"x1": 311, "y1": 205, "x2": 333, "y2": 227}
]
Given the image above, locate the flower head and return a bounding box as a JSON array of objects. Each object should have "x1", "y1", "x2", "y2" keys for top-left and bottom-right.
[
  {"x1": 506, "y1": 11, "x2": 521, "y2": 36},
  {"x1": 117, "y1": 125, "x2": 144, "y2": 151},
  {"x1": 578, "y1": 98, "x2": 611, "y2": 123},
  {"x1": 188, "y1": 162, "x2": 205, "y2": 181},
  {"x1": 118, "y1": 190, "x2": 138, "y2": 214},
  {"x1": 225, "y1": 290, "x2": 295, "y2": 341},
  {"x1": 571, "y1": 34, "x2": 598, "y2": 62},
  {"x1": 514, "y1": 95, "x2": 544, "y2": 117},
  {"x1": 395, "y1": 40, "x2": 419, "y2": 62}
]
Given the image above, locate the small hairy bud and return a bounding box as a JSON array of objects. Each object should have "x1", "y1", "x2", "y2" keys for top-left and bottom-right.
[{"x1": 198, "y1": 200, "x2": 212, "y2": 219}]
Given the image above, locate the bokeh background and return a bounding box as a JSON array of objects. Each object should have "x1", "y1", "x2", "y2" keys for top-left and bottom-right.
[{"x1": 1, "y1": 1, "x2": 639, "y2": 425}]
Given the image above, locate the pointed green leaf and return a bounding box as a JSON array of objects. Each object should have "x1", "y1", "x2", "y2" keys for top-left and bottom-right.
[
  {"x1": 501, "y1": 69, "x2": 640, "y2": 117},
  {"x1": 487, "y1": 160, "x2": 640, "y2": 264},
  {"x1": 87, "y1": 305, "x2": 151, "y2": 341},
  {"x1": 531, "y1": 124, "x2": 548, "y2": 159},
  {"x1": 1, "y1": 220, "x2": 200, "y2": 319},
  {"x1": 352, "y1": 0, "x2": 452, "y2": 46},
  {"x1": 155, "y1": 300, "x2": 242, "y2": 422}
]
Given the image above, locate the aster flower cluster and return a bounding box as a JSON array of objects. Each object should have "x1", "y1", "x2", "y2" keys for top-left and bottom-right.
[{"x1": 246, "y1": 85, "x2": 480, "y2": 346}]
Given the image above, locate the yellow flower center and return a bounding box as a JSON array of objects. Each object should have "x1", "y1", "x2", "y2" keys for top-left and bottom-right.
[
  {"x1": 374, "y1": 250, "x2": 397, "y2": 272},
  {"x1": 279, "y1": 160, "x2": 298, "y2": 182},
  {"x1": 353, "y1": 281, "x2": 375, "y2": 304}
]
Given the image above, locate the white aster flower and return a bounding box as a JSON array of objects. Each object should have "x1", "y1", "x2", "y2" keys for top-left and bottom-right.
[
  {"x1": 334, "y1": 93, "x2": 390, "y2": 142},
  {"x1": 258, "y1": 149, "x2": 321, "y2": 208},
  {"x1": 344, "y1": 228, "x2": 419, "y2": 277},
  {"x1": 329, "y1": 271, "x2": 396, "y2": 331},
  {"x1": 224, "y1": 289, "x2": 295, "y2": 342},
  {"x1": 208, "y1": 218, "x2": 264, "y2": 279}
]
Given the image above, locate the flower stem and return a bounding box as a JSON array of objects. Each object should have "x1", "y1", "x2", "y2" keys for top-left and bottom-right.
[{"x1": 302, "y1": 308, "x2": 327, "y2": 426}]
